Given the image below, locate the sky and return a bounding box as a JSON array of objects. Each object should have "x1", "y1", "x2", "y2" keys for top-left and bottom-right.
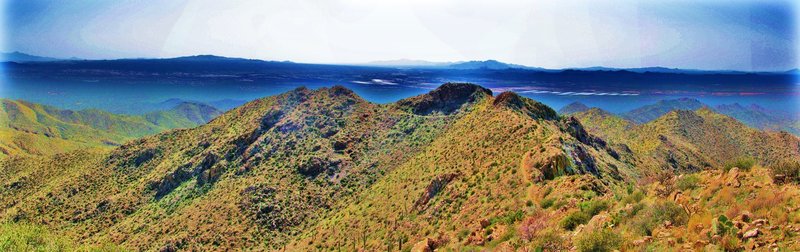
[{"x1": 2, "y1": 0, "x2": 798, "y2": 71}]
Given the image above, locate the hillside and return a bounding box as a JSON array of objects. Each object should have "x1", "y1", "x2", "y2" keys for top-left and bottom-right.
[
  {"x1": 0, "y1": 84, "x2": 629, "y2": 250},
  {"x1": 619, "y1": 98, "x2": 799, "y2": 135},
  {"x1": 0, "y1": 99, "x2": 220, "y2": 157},
  {"x1": 715, "y1": 103, "x2": 800, "y2": 135},
  {"x1": 623, "y1": 98, "x2": 704, "y2": 123},
  {"x1": 573, "y1": 107, "x2": 800, "y2": 173},
  {"x1": 2, "y1": 84, "x2": 800, "y2": 251}
]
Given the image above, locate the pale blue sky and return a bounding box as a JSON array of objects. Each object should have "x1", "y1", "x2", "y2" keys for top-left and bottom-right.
[{"x1": 2, "y1": 0, "x2": 798, "y2": 71}]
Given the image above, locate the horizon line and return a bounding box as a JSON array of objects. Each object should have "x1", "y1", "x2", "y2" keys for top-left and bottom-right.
[{"x1": 3, "y1": 51, "x2": 798, "y2": 73}]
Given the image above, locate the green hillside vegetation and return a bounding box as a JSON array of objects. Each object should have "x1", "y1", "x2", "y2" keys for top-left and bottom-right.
[
  {"x1": 572, "y1": 107, "x2": 800, "y2": 174},
  {"x1": 715, "y1": 103, "x2": 800, "y2": 136},
  {"x1": 2, "y1": 84, "x2": 800, "y2": 251},
  {"x1": 0, "y1": 99, "x2": 220, "y2": 158},
  {"x1": 608, "y1": 98, "x2": 800, "y2": 136}
]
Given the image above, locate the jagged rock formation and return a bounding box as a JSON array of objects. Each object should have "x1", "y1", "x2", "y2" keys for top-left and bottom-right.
[{"x1": 396, "y1": 83, "x2": 492, "y2": 115}]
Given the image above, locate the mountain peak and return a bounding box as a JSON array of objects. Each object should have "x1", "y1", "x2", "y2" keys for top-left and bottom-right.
[
  {"x1": 448, "y1": 60, "x2": 527, "y2": 70},
  {"x1": 2, "y1": 51, "x2": 60, "y2": 62},
  {"x1": 395, "y1": 83, "x2": 492, "y2": 115},
  {"x1": 169, "y1": 55, "x2": 240, "y2": 61},
  {"x1": 624, "y1": 98, "x2": 706, "y2": 123},
  {"x1": 558, "y1": 102, "x2": 591, "y2": 115},
  {"x1": 493, "y1": 91, "x2": 558, "y2": 120}
]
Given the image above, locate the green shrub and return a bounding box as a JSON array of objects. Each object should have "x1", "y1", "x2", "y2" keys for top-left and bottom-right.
[
  {"x1": 457, "y1": 229, "x2": 470, "y2": 241},
  {"x1": 621, "y1": 190, "x2": 644, "y2": 205},
  {"x1": 724, "y1": 156, "x2": 755, "y2": 172},
  {"x1": 576, "y1": 229, "x2": 622, "y2": 252},
  {"x1": 540, "y1": 198, "x2": 555, "y2": 209},
  {"x1": 629, "y1": 201, "x2": 688, "y2": 235},
  {"x1": 542, "y1": 186, "x2": 553, "y2": 197},
  {"x1": 712, "y1": 215, "x2": 737, "y2": 236},
  {"x1": 560, "y1": 211, "x2": 590, "y2": 231},
  {"x1": 491, "y1": 210, "x2": 525, "y2": 225},
  {"x1": 770, "y1": 159, "x2": 800, "y2": 184},
  {"x1": 552, "y1": 200, "x2": 567, "y2": 210},
  {"x1": 530, "y1": 228, "x2": 566, "y2": 251},
  {"x1": 580, "y1": 200, "x2": 609, "y2": 216},
  {"x1": 0, "y1": 222, "x2": 124, "y2": 251},
  {"x1": 676, "y1": 174, "x2": 700, "y2": 191}
]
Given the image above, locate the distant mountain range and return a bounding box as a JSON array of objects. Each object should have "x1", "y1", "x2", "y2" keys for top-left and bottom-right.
[
  {"x1": 115, "y1": 98, "x2": 248, "y2": 115},
  {"x1": 364, "y1": 59, "x2": 540, "y2": 70},
  {"x1": 1, "y1": 51, "x2": 63, "y2": 62},
  {"x1": 560, "y1": 98, "x2": 800, "y2": 135},
  {"x1": 5, "y1": 52, "x2": 796, "y2": 74}
]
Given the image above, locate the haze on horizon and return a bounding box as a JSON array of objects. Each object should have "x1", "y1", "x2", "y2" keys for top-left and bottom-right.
[{"x1": 2, "y1": 0, "x2": 798, "y2": 71}]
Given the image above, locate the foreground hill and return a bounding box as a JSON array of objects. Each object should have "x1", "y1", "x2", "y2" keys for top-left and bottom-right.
[
  {"x1": 0, "y1": 84, "x2": 629, "y2": 250},
  {"x1": 0, "y1": 99, "x2": 221, "y2": 157},
  {"x1": 2, "y1": 84, "x2": 799, "y2": 251}
]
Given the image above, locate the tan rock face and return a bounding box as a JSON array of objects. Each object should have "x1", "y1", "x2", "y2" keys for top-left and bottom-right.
[
  {"x1": 411, "y1": 238, "x2": 433, "y2": 252},
  {"x1": 413, "y1": 173, "x2": 460, "y2": 211},
  {"x1": 585, "y1": 213, "x2": 612, "y2": 230},
  {"x1": 726, "y1": 167, "x2": 741, "y2": 187},
  {"x1": 521, "y1": 144, "x2": 569, "y2": 182}
]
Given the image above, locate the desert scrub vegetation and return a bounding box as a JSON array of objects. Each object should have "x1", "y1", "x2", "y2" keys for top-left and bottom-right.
[
  {"x1": 0, "y1": 222, "x2": 122, "y2": 251},
  {"x1": 628, "y1": 201, "x2": 688, "y2": 236},
  {"x1": 5, "y1": 84, "x2": 800, "y2": 251},
  {"x1": 723, "y1": 156, "x2": 755, "y2": 172},
  {"x1": 576, "y1": 229, "x2": 622, "y2": 252},
  {"x1": 560, "y1": 200, "x2": 609, "y2": 231},
  {"x1": 676, "y1": 174, "x2": 700, "y2": 190},
  {"x1": 770, "y1": 159, "x2": 800, "y2": 184}
]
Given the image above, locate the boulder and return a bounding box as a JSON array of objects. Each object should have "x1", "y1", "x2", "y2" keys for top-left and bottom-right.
[
  {"x1": 585, "y1": 213, "x2": 612, "y2": 230},
  {"x1": 411, "y1": 238, "x2": 433, "y2": 252},
  {"x1": 743, "y1": 228, "x2": 760, "y2": 239},
  {"x1": 752, "y1": 219, "x2": 768, "y2": 226},
  {"x1": 479, "y1": 219, "x2": 491, "y2": 229},
  {"x1": 726, "y1": 167, "x2": 741, "y2": 187},
  {"x1": 737, "y1": 211, "x2": 752, "y2": 222}
]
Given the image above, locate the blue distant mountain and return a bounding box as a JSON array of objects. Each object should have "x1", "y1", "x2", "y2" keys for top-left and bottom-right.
[
  {"x1": 1, "y1": 51, "x2": 62, "y2": 62},
  {"x1": 566, "y1": 66, "x2": 782, "y2": 75},
  {"x1": 6, "y1": 53, "x2": 793, "y2": 74},
  {"x1": 363, "y1": 59, "x2": 555, "y2": 70},
  {"x1": 446, "y1": 60, "x2": 531, "y2": 70},
  {"x1": 363, "y1": 59, "x2": 450, "y2": 68}
]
